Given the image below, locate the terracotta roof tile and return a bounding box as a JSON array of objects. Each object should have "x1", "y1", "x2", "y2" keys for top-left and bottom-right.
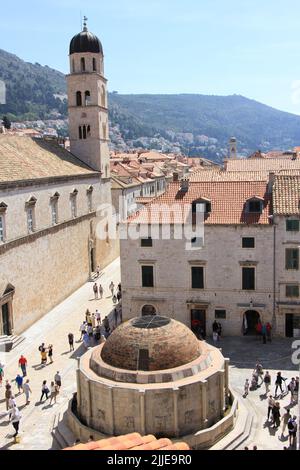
[
  {"x1": 0, "y1": 135, "x2": 96, "y2": 182},
  {"x1": 126, "y1": 181, "x2": 271, "y2": 225},
  {"x1": 63, "y1": 433, "x2": 189, "y2": 451},
  {"x1": 273, "y1": 175, "x2": 300, "y2": 215},
  {"x1": 226, "y1": 157, "x2": 300, "y2": 172}
]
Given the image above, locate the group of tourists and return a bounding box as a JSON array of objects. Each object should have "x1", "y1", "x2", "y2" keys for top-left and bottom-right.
[
  {"x1": 80, "y1": 305, "x2": 122, "y2": 349},
  {"x1": 92, "y1": 281, "x2": 122, "y2": 304}
]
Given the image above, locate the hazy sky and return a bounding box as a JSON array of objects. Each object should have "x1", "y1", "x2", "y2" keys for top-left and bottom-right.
[{"x1": 2, "y1": 0, "x2": 300, "y2": 114}]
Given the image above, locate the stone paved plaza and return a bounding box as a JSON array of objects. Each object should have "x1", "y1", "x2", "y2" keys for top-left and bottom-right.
[
  {"x1": 0, "y1": 258, "x2": 121, "y2": 450},
  {"x1": 0, "y1": 260, "x2": 299, "y2": 450}
]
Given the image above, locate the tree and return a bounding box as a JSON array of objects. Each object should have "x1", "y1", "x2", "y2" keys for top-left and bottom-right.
[{"x1": 2, "y1": 115, "x2": 11, "y2": 129}]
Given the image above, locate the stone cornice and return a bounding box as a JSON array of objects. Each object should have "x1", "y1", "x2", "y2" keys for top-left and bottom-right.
[
  {"x1": 0, "y1": 173, "x2": 101, "y2": 191},
  {"x1": 0, "y1": 211, "x2": 96, "y2": 256}
]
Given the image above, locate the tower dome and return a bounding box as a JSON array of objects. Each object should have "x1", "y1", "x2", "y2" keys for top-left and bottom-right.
[
  {"x1": 69, "y1": 18, "x2": 103, "y2": 55},
  {"x1": 100, "y1": 316, "x2": 202, "y2": 371}
]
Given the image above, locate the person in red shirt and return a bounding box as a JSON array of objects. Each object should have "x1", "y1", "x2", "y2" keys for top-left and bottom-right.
[{"x1": 18, "y1": 355, "x2": 27, "y2": 377}]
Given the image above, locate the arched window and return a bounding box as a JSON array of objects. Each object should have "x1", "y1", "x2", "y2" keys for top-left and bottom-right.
[
  {"x1": 141, "y1": 305, "x2": 157, "y2": 316},
  {"x1": 76, "y1": 91, "x2": 82, "y2": 107},
  {"x1": 81, "y1": 57, "x2": 85, "y2": 72},
  {"x1": 87, "y1": 125, "x2": 91, "y2": 137},
  {"x1": 79, "y1": 126, "x2": 82, "y2": 139},
  {"x1": 83, "y1": 125, "x2": 87, "y2": 140},
  {"x1": 102, "y1": 123, "x2": 107, "y2": 139},
  {"x1": 85, "y1": 90, "x2": 91, "y2": 106},
  {"x1": 93, "y1": 58, "x2": 97, "y2": 72},
  {"x1": 101, "y1": 85, "x2": 106, "y2": 107}
]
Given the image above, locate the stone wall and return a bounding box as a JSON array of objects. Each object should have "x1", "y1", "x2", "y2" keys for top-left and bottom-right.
[{"x1": 120, "y1": 224, "x2": 274, "y2": 336}]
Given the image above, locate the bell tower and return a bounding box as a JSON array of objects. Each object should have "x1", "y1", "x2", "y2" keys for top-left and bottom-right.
[
  {"x1": 67, "y1": 18, "x2": 110, "y2": 177},
  {"x1": 229, "y1": 137, "x2": 237, "y2": 159}
]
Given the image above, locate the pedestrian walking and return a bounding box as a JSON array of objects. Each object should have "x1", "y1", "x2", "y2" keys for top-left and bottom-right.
[
  {"x1": 288, "y1": 378, "x2": 296, "y2": 404},
  {"x1": 93, "y1": 283, "x2": 98, "y2": 300},
  {"x1": 288, "y1": 416, "x2": 297, "y2": 447},
  {"x1": 272, "y1": 402, "x2": 281, "y2": 428},
  {"x1": 87, "y1": 324, "x2": 93, "y2": 337},
  {"x1": 83, "y1": 332, "x2": 90, "y2": 349},
  {"x1": 23, "y1": 379, "x2": 32, "y2": 405},
  {"x1": 40, "y1": 347, "x2": 47, "y2": 365},
  {"x1": 5, "y1": 381, "x2": 12, "y2": 410},
  {"x1": 217, "y1": 322, "x2": 222, "y2": 341},
  {"x1": 54, "y1": 371, "x2": 61, "y2": 390},
  {"x1": 263, "y1": 371, "x2": 271, "y2": 394},
  {"x1": 14, "y1": 374, "x2": 23, "y2": 394},
  {"x1": 212, "y1": 331, "x2": 218, "y2": 344},
  {"x1": 267, "y1": 395, "x2": 275, "y2": 421},
  {"x1": 91, "y1": 314, "x2": 96, "y2": 329},
  {"x1": 99, "y1": 284, "x2": 104, "y2": 299},
  {"x1": 8, "y1": 395, "x2": 17, "y2": 409},
  {"x1": 95, "y1": 310, "x2": 101, "y2": 325},
  {"x1": 48, "y1": 344, "x2": 53, "y2": 363},
  {"x1": 18, "y1": 355, "x2": 27, "y2": 377},
  {"x1": 266, "y1": 322, "x2": 272, "y2": 342},
  {"x1": 261, "y1": 323, "x2": 267, "y2": 344},
  {"x1": 281, "y1": 408, "x2": 292, "y2": 438},
  {"x1": 68, "y1": 333, "x2": 74, "y2": 352},
  {"x1": 112, "y1": 294, "x2": 117, "y2": 304},
  {"x1": 244, "y1": 379, "x2": 250, "y2": 397},
  {"x1": 79, "y1": 321, "x2": 87, "y2": 340},
  {"x1": 0, "y1": 365, "x2": 4, "y2": 386},
  {"x1": 109, "y1": 281, "x2": 115, "y2": 297},
  {"x1": 255, "y1": 361, "x2": 264, "y2": 385},
  {"x1": 49, "y1": 381, "x2": 59, "y2": 405},
  {"x1": 117, "y1": 290, "x2": 122, "y2": 302},
  {"x1": 40, "y1": 380, "x2": 50, "y2": 402},
  {"x1": 275, "y1": 372, "x2": 285, "y2": 397},
  {"x1": 294, "y1": 377, "x2": 299, "y2": 404},
  {"x1": 9, "y1": 404, "x2": 21, "y2": 438}
]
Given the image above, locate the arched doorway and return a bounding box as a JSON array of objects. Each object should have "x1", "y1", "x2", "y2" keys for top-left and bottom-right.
[
  {"x1": 243, "y1": 310, "x2": 260, "y2": 335},
  {"x1": 141, "y1": 305, "x2": 157, "y2": 316}
]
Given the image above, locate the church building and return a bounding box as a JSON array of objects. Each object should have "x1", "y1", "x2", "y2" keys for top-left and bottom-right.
[{"x1": 0, "y1": 20, "x2": 118, "y2": 338}]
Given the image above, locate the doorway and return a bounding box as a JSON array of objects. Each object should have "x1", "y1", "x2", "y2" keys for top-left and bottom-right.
[
  {"x1": 285, "y1": 314, "x2": 300, "y2": 338},
  {"x1": 191, "y1": 309, "x2": 206, "y2": 339},
  {"x1": 90, "y1": 247, "x2": 95, "y2": 273},
  {"x1": 243, "y1": 310, "x2": 260, "y2": 335},
  {"x1": 1, "y1": 303, "x2": 11, "y2": 336}
]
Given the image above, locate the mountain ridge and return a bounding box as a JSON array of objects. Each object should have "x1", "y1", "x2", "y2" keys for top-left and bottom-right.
[{"x1": 1, "y1": 48, "x2": 300, "y2": 160}]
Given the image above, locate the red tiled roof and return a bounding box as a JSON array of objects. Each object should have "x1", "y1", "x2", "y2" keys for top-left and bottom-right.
[
  {"x1": 126, "y1": 181, "x2": 271, "y2": 225},
  {"x1": 226, "y1": 157, "x2": 300, "y2": 172},
  {"x1": 273, "y1": 175, "x2": 300, "y2": 215},
  {"x1": 63, "y1": 433, "x2": 190, "y2": 451}
]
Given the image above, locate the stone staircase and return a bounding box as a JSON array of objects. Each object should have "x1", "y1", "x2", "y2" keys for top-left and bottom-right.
[
  {"x1": 51, "y1": 411, "x2": 76, "y2": 450},
  {"x1": 210, "y1": 398, "x2": 254, "y2": 450},
  {"x1": 0, "y1": 334, "x2": 25, "y2": 352}
]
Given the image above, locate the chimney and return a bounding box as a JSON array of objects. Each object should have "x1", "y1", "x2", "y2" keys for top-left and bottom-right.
[
  {"x1": 268, "y1": 172, "x2": 275, "y2": 193},
  {"x1": 180, "y1": 178, "x2": 189, "y2": 192},
  {"x1": 173, "y1": 172, "x2": 179, "y2": 182}
]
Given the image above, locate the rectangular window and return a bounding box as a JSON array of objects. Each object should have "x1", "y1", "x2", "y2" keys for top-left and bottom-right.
[
  {"x1": 286, "y1": 249, "x2": 299, "y2": 270},
  {"x1": 87, "y1": 192, "x2": 93, "y2": 212},
  {"x1": 286, "y1": 219, "x2": 300, "y2": 232},
  {"x1": 192, "y1": 267, "x2": 204, "y2": 289},
  {"x1": 286, "y1": 285, "x2": 299, "y2": 298},
  {"x1": 215, "y1": 310, "x2": 226, "y2": 319},
  {"x1": 0, "y1": 215, "x2": 5, "y2": 242},
  {"x1": 71, "y1": 196, "x2": 77, "y2": 218},
  {"x1": 142, "y1": 266, "x2": 154, "y2": 287},
  {"x1": 27, "y1": 207, "x2": 35, "y2": 233},
  {"x1": 242, "y1": 267, "x2": 255, "y2": 290},
  {"x1": 242, "y1": 237, "x2": 255, "y2": 248},
  {"x1": 248, "y1": 200, "x2": 262, "y2": 213},
  {"x1": 51, "y1": 201, "x2": 58, "y2": 225},
  {"x1": 141, "y1": 238, "x2": 153, "y2": 247}
]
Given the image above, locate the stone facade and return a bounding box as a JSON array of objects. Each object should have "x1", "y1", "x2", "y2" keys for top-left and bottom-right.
[{"x1": 120, "y1": 224, "x2": 274, "y2": 336}]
